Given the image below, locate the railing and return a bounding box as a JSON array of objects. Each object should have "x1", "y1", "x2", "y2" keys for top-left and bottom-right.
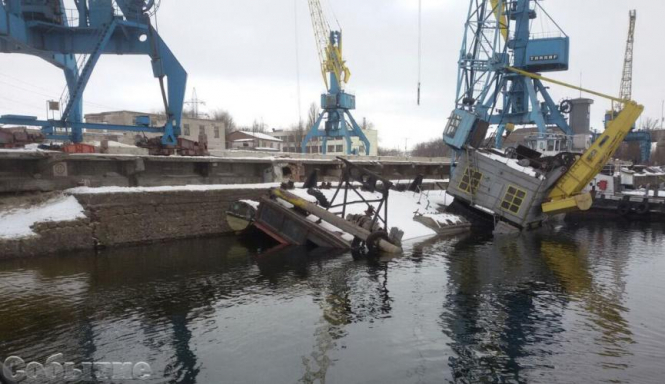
[{"x1": 530, "y1": 31, "x2": 565, "y2": 40}]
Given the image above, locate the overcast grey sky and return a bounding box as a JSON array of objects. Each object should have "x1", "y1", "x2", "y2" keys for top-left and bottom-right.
[{"x1": 1, "y1": 0, "x2": 664, "y2": 149}]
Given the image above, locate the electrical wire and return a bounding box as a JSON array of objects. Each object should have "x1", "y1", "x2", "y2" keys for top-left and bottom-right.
[
  {"x1": 0, "y1": 77, "x2": 118, "y2": 110},
  {"x1": 0, "y1": 95, "x2": 46, "y2": 112},
  {"x1": 0, "y1": 72, "x2": 58, "y2": 95}
]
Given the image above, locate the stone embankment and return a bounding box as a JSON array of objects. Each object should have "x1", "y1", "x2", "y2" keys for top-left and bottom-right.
[
  {"x1": 0, "y1": 180, "x2": 452, "y2": 260},
  {"x1": 0, "y1": 187, "x2": 270, "y2": 259}
]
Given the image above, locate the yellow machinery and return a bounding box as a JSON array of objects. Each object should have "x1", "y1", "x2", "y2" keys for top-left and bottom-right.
[
  {"x1": 504, "y1": 67, "x2": 645, "y2": 215},
  {"x1": 307, "y1": 0, "x2": 351, "y2": 90},
  {"x1": 301, "y1": 0, "x2": 371, "y2": 155}
]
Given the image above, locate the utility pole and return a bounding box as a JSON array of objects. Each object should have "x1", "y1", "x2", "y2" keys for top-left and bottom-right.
[{"x1": 184, "y1": 88, "x2": 206, "y2": 119}]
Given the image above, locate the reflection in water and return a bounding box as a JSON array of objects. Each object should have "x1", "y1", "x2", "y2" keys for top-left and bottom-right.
[
  {"x1": 297, "y1": 250, "x2": 394, "y2": 384},
  {"x1": 441, "y1": 235, "x2": 566, "y2": 383},
  {"x1": 0, "y1": 222, "x2": 663, "y2": 383},
  {"x1": 540, "y1": 240, "x2": 633, "y2": 365},
  {"x1": 439, "y1": 223, "x2": 656, "y2": 383}
]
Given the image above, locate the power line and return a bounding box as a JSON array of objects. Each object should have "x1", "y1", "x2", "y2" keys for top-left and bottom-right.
[
  {"x1": 184, "y1": 88, "x2": 207, "y2": 119},
  {"x1": 0, "y1": 95, "x2": 46, "y2": 112},
  {"x1": 0, "y1": 72, "x2": 59, "y2": 94},
  {"x1": 0, "y1": 79, "x2": 56, "y2": 99},
  {"x1": 0, "y1": 76, "x2": 120, "y2": 111}
]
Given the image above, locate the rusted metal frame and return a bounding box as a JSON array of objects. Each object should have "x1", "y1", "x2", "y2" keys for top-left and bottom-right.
[
  {"x1": 271, "y1": 189, "x2": 402, "y2": 253},
  {"x1": 328, "y1": 168, "x2": 347, "y2": 209},
  {"x1": 327, "y1": 158, "x2": 392, "y2": 229}
]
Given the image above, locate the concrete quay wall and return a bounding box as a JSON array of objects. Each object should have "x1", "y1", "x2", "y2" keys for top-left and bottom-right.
[
  {"x1": 0, "y1": 187, "x2": 269, "y2": 260},
  {"x1": 0, "y1": 151, "x2": 450, "y2": 194}
]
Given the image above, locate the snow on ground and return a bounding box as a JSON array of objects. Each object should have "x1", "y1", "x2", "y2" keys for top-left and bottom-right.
[
  {"x1": 239, "y1": 199, "x2": 260, "y2": 209},
  {"x1": 67, "y1": 179, "x2": 449, "y2": 196},
  {"x1": 0, "y1": 143, "x2": 58, "y2": 153},
  {"x1": 0, "y1": 195, "x2": 86, "y2": 240},
  {"x1": 86, "y1": 140, "x2": 141, "y2": 148},
  {"x1": 67, "y1": 183, "x2": 282, "y2": 195},
  {"x1": 289, "y1": 188, "x2": 461, "y2": 242}
]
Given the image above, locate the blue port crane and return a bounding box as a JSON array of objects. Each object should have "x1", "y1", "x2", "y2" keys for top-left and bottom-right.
[
  {"x1": 0, "y1": 0, "x2": 186, "y2": 145},
  {"x1": 603, "y1": 10, "x2": 651, "y2": 164},
  {"x1": 301, "y1": 0, "x2": 370, "y2": 155},
  {"x1": 443, "y1": 0, "x2": 572, "y2": 152}
]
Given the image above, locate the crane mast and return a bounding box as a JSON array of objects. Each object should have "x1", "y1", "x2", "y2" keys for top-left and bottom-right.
[
  {"x1": 604, "y1": 10, "x2": 650, "y2": 163},
  {"x1": 615, "y1": 10, "x2": 636, "y2": 113},
  {"x1": 445, "y1": 0, "x2": 573, "y2": 152},
  {"x1": 301, "y1": 0, "x2": 370, "y2": 156}
]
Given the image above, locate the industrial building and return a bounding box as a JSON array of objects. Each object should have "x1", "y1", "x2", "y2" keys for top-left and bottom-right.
[
  {"x1": 269, "y1": 128, "x2": 378, "y2": 156},
  {"x1": 84, "y1": 111, "x2": 226, "y2": 151},
  {"x1": 226, "y1": 131, "x2": 283, "y2": 152}
]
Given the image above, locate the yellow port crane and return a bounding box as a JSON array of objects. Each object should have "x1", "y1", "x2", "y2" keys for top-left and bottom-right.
[
  {"x1": 504, "y1": 68, "x2": 644, "y2": 215},
  {"x1": 307, "y1": 0, "x2": 351, "y2": 90},
  {"x1": 301, "y1": 0, "x2": 371, "y2": 155}
]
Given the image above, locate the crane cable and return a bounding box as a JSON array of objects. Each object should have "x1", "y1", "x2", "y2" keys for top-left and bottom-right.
[
  {"x1": 417, "y1": 0, "x2": 422, "y2": 105},
  {"x1": 149, "y1": 3, "x2": 170, "y2": 118},
  {"x1": 294, "y1": 0, "x2": 303, "y2": 126},
  {"x1": 324, "y1": 0, "x2": 341, "y2": 30}
]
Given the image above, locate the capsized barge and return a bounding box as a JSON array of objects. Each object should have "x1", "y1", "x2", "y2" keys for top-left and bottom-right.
[{"x1": 227, "y1": 158, "x2": 471, "y2": 254}]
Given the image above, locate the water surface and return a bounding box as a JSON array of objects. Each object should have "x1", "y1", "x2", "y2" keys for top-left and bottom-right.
[{"x1": 1, "y1": 221, "x2": 664, "y2": 383}]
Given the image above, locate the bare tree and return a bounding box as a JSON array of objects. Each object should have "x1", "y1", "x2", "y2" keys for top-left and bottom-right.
[
  {"x1": 211, "y1": 109, "x2": 237, "y2": 134},
  {"x1": 150, "y1": 109, "x2": 167, "y2": 118},
  {"x1": 639, "y1": 117, "x2": 659, "y2": 131},
  {"x1": 307, "y1": 103, "x2": 319, "y2": 129},
  {"x1": 361, "y1": 117, "x2": 375, "y2": 130},
  {"x1": 410, "y1": 138, "x2": 451, "y2": 158},
  {"x1": 182, "y1": 108, "x2": 197, "y2": 119},
  {"x1": 293, "y1": 121, "x2": 306, "y2": 145},
  {"x1": 377, "y1": 147, "x2": 403, "y2": 156},
  {"x1": 241, "y1": 120, "x2": 267, "y2": 133}
]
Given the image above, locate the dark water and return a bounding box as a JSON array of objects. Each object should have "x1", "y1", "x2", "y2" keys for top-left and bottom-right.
[{"x1": 1, "y1": 221, "x2": 664, "y2": 383}]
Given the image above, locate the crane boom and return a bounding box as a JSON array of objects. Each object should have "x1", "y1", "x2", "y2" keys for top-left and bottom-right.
[
  {"x1": 504, "y1": 67, "x2": 644, "y2": 215},
  {"x1": 614, "y1": 10, "x2": 636, "y2": 113},
  {"x1": 307, "y1": 0, "x2": 351, "y2": 91},
  {"x1": 490, "y1": 0, "x2": 508, "y2": 41}
]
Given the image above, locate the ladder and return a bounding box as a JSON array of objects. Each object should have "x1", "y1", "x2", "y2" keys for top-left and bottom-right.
[{"x1": 59, "y1": 20, "x2": 118, "y2": 122}]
